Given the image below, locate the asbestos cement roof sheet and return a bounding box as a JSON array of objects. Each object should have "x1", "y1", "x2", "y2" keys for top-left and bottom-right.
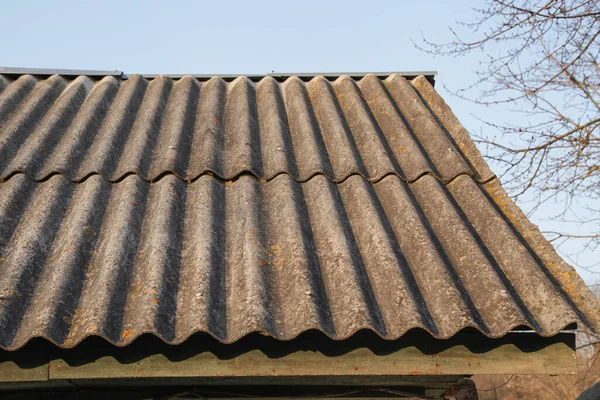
[
  {"x1": 0, "y1": 72, "x2": 597, "y2": 350},
  {"x1": 0, "y1": 73, "x2": 491, "y2": 183}
]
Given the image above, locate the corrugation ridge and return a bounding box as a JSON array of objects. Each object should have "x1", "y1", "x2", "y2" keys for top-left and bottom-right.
[
  {"x1": 372, "y1": 175, "x2": 476, "y2": 337},
  {"x1": 256, "y1": 76, "x2": 301, "y2": 180},
  {"x1": 74, "y1": 75, "x2": 148, "y2": 180},
  {"x1": 481, "y1": 178, "x2": 599, "y2": 331},
  {"x1": 122, "y1": 175, "x2": 186, "y2": 342},
  {"x1": 12, "y1": 176, "x2": 111, "y2": 345},
  {"x1": 357, "y1": 74, "x2": 434, "y2": 183},
  {"x1": 222, "y1": 77, "x2": 263, "y2": 178},
  {"x1": 187, "y1": 77, "x2": 227, "y2": 180},
  {"x1": 147, "y1": 76, "x2": 200, "y2": 180},
  {"x1": 3, "y1": 76, "x2": 94, "y2": 179},
  {"x1": 224, "y1": 175, "x2": 276, "y2": 339},
  {"x1": 32, "y1": 76, "x2": 121, "y2": 181},
  {"x1": 281, "y1": 76, "x2": 336, "y2": 180},
  {"x1": 332, "y1": 75, "x2": 402, "y2": 181},
  {"x1": 0, "y1": 75, "x2": 38, "y2": 130},
  {"x1": 263, "y1": 174, "x2": 335, "y2": 337},
  {"x1": 407, "y1": 76, "x2": 486, "y2": 181},
  {"x1": 302, "y1": 175, "x2": 387, "y2": 337},
  {"x1": 447, "y1": 175, "x2": 585, "y2": 333},
  {"x1": 177, "y1": 175, "x2": 227, "y2": 340},
  {"x1": 112, "y1": 76, "x2": 173, "y2": 179},
  {"x1": 337, "y1": 175, "x2": 437, "y2": 336},
  {"x1": 307, "y1": 76, "x2": 369, "y2": 179},
  {"x1": 0, "y1": 75, "x2": 67, "y2": 174},
  {"x1": 0, "y1": 177, "x2": 74, "y2": 347},
  {"x1": 410, "y1": 175, "x2": 541, "y2": 333},
  {"x1": 64, "y1": 176, "x2": 148, "y2": 345},
  {"x1": 383, "y1": 74, "x2": 473, "y2": 181},
  {"x1": 377, "y1": 174, "x2": 490, "y2": 334},
  {"x1": 410, "y1": 76, "x2": 494, "y2": 182}
]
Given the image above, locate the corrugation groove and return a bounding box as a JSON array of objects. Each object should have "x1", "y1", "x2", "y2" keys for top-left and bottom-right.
[
  {"x1": 0, "y1": 173, "x2": 594, "y2": 350},
  {"x1": 447, "y1": 176, "x2": 582, "y2": 332},
  {"x1": 0, "y1": 73, "x2": 493, "y2": 183},
  {"x1": 12, "y1": 177, "x2": 112, "y2": 346},
  {"x1": 409, "y1": 75, "x2": 495, "y2": 181},
  {"x1": 65, "y1": 177, "x2": 149, "y2": 345},
  {"x1": 0, "y1": 75, "x2": 38, "y2": 130},
  {"x1": 80, "y1": 75, "x2": 147, "y2": 179},
  {"x1": 122, "y1": 175, "x2": 186, "y2": 342},
  {"x1": 307, "y1": 76, "x2": 368, "y2": 179},
  {"x1": 114, "y1": 76, "x2": 173, "y2": 178},
  {"x1": 333, "y1": 76, "x2": 400, "y2": 179},
  {"x1": 382, "y1": 75, "x2": 472, "y2": 180},
  {"x1": 303, "y1": 175, "x2": 387, "y2": 338},
  {"x1": 0, "y1": 76, "x2": 67, "y2": 174},
  {"x1": 0, "y1": 75, "x2": 9, "y2": 94},
  {"x1": 36, "y1": 76, "x2": 121, "y2": 180},
  {"x1": 410, "y1": 175, "x2": 535, "y2": 334},
  {"x1": 5, "y1": 76, "x2": 94, "y2": 178}
]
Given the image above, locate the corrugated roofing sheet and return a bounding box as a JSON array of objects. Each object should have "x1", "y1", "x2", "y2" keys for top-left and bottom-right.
[
  {"x1": 0, "y1": 73, "x2": 491, "y2": 183},
  {"x1": 0, "y1": 72, "x2": 597, "y2": 350}
]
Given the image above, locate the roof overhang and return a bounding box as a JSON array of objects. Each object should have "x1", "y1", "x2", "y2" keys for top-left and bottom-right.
[{"x1": 0, "y1": 330, "x2": 576, "y2": 398}]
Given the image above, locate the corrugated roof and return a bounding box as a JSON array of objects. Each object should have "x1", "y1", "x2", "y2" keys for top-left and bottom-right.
[
  {"x1": 0, "y1": 72, "x2": 597, "y2": 351},
  {"x1": 0, "y1": 73, "x2": 486, "y2": 183}
]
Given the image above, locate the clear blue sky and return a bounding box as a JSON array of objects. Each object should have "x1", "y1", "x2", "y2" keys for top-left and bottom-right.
[{"x1": 1, "y1": 0, "x2": 596, "y2": 283}]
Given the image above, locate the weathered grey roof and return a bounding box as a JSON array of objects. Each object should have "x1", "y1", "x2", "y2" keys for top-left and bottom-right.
[
  {"x1": 0, "y1": 73, "x2": 487, "y2": 183},
  {"x1": 0, "y1": 72, "x2": 597, "y2": 351}
]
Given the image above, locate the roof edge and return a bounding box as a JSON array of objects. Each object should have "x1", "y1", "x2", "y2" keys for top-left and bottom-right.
[
  {"x1": 0, "y1": 66, "x2": 123, "y2": 78},
  {"x1": 139, "y1": 71, "x2": 437, "y2": 85},
  {"x1": 0, "y1": 67, "x2": 437, "y2": 85}
]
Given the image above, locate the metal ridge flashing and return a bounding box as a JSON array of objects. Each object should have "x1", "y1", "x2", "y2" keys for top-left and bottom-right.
[
  {"x1": 139, "y1": 71, "x2": 438, "y2": 85},
  {"x1": 0, "y1": 66, "x2": 123, "y2": 78},
  {"x1": 0, "y1": 67, "x2": 437, "y2": 85}
]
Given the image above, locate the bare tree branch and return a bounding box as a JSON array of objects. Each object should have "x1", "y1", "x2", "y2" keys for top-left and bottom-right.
[{"x1": 418, "y1": 0, "x2": 600, "y2": 272}]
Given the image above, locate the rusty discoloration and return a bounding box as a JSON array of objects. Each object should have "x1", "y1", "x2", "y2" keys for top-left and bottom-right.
[{"x1": 122, "y1": 330, "x2": 135, "y2": 339}]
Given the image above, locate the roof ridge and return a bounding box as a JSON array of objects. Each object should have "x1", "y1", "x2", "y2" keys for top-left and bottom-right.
[{"x1": 0, "y1": 67, "x2": 437, "y2": 84}]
